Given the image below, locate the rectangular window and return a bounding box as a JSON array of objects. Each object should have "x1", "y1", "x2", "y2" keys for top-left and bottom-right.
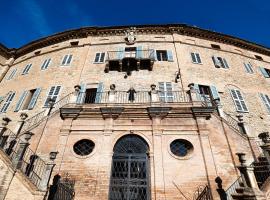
[
  {"x1": 61, "y1": 54, "x2": 73, "y2": 66},
  {"x1": 156, "y1": 50, "x2": 168, "y2": 61},
  {"x1": 41, "y1": 59, "x2": 51, "y2": 70},
  {"x1": 230, "y1": 89, "x2": 248, "y2": 112},
  {"x1": 14, "y1": 88, "x2": 41, "y2": 111},
  {"x1": 212, "y1": 56, "x2": 229, "y2": 69},
  {"x1": 259, "y1": 67, "x2": 270, "y2": 78},
  {"x1": 6, "y1": 69, "x2": 17, "y2": 80},
  {"x1": 0, "y1": 92, "x2": 16, "y2": 113},
  {"x1": 158, "y1": 82, "x2": 173, "y2": 102},
  {"x1": 211, "y1": 44, "x2": 221, "y2": 49},
  {"x1": 255, "y1": 55, "x2": 263, "y2": 60},
  {"x1": 191, "y1": 53, "x2": 202, "y2": 64},
  {"x1": 94, "y1": 53, "x2": 105, "y2": 63},
  {"x1": 44, "y1": 86, "x2": 61, "y2": 107},
  {"x1": 260, "y1": 93, "x2": 270, "y2": 114},
  {"x1": 244, "y1": 62, "x2": 254, "y2": 74},
  {"x1": 21, "y1": 64, "x2": 32, "y2": 75}
]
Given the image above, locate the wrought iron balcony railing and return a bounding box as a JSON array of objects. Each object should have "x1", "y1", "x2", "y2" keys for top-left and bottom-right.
[
  {"x1": 76, "y1": 90, "x2": 191, "y2": 104},
  {"x1": 107, "y1": 50, "x2": 156, "y2": 61},
  {"x1": 0, "y1": 129, "x2": 47, "y2": 190}
]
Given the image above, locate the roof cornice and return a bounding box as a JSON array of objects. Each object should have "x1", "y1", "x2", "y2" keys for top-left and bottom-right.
[{"x1": 1, "y1": 24, "x2": 270, "y2": 58}]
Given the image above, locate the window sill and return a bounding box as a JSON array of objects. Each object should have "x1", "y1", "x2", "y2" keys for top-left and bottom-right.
[
  {"x1": 93, "y1": 62, "x2": 105, "y2": 64},
  {"x1": 192, "y1": 62, "x2": 203, "y2": 65}
]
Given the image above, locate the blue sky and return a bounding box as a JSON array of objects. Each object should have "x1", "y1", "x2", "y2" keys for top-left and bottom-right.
[{"x1": 0, "y1": 0, "x2": 269, "y2": 48}]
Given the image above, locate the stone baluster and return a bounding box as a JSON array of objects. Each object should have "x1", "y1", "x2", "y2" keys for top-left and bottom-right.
[
  {"x1": 12, "y1": 131, "x2": 34, "y2": 169},
  {"x1": 258, "y1": 132, "x2": 270, "y2": 165},
  {"x1": 69, "y1": 85, "x2": 81, "y2": 104},
  {"x1": 39, "y1": 151, "x2": 58, "y2": 191},
  {"x1": 14, "y1": 113, "x2": 28, "y2": 136},
  {"x1": 188, "y1": 83, "x2": 199, "y2": 103}
]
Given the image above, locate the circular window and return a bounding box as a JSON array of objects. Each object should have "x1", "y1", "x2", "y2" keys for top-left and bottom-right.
[
  {"x1": 73, "y1": 139, "x2": 95, "y2": 156},
  {"x1": 170, "y1": 139, "x2": 193, "y2": 157}
]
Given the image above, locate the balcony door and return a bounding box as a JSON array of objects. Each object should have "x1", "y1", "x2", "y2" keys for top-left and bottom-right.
[
  {"x1": 109, "y1": 135, "x2": 150, "y2": 200},
  {"x1": 125, "y1": 47, "x2": 137, "y2": 58}
]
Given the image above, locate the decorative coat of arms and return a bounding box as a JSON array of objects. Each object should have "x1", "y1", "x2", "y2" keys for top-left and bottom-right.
[{"x1": 125, "y1": 27, "x2": 136, "y2": 45}]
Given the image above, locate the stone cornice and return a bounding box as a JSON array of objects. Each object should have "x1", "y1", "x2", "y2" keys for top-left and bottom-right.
[{"x1": 1, "y1": 24, "x2": 270, "y2": 58}]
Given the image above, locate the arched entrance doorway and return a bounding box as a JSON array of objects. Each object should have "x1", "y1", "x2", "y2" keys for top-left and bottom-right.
[{"x1": 109, "y1": 134, "x2": 150, "y2": 200}]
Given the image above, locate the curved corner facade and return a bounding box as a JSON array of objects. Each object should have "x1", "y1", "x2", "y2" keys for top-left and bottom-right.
[{"x1": 0, "y1": 25, "x2": 269, "y2": 200}]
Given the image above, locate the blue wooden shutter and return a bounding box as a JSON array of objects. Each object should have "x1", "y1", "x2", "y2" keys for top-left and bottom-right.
[
  {"x1": 212, "y1": 56, "x2": 220, "y2": 67},
  {"x1": 77, "y1": 84, "x2": 86, "y2": 104},
  {"x1": 67, "y1": 55, "x2": 73, "y2": 65},
  {"x1": 136, "y1": 46, "x2": 143, "y2": 59},
  {"x1": 193, "y1": 84, "x2": 202, "y2": 101},
  {"x1": 260, "y1": 93, "x2": 270, "y2": 113},
  {"x1": 117, "y1": 47, "x2": 124, "y2": 59},
  {"x1": 191, "y1": 53, "x2": 196, "y2": 63},
  {"x1": 28, "y1": 88, "x2": 41, "y2": 110},
  {"x1": 95, "y1": 82, "x2": 104, "y2": 103},
  {"x1": 210, "y1": 86, "x2": 220, "y2": 100},
  {"x1": 222, "y1": 58, "x2": 229, "y2": 68},
  {"x1": 14, "y1": 91, "x2": 28, "y2": 112},
  {"x1": 149, "y1": 49, "x2": 157, "y2": 60},
  {"x1": 259, "y1": 67, "x2": 270, "y2": 78},
  {"x1": 167, "y1": 50, "x2": 174, "y2": 62}
]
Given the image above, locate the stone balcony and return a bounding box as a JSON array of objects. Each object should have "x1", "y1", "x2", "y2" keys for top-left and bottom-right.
[{"x1": 105, "y1": 50, "x2": 155, "y2": 73}]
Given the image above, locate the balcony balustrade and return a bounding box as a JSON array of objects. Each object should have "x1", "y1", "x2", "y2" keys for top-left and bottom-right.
[{"x1": 105, "y1": 50, "x2": 155, "y2": 72}]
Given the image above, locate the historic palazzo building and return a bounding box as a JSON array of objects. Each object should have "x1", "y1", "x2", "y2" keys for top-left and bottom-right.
[{"x1": 0, "y1": 24, "x2": 270, "y2": 200}]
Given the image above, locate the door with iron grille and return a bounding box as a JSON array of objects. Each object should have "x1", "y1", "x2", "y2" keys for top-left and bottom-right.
[{"x1": 109, "y1": 135, "x2": 150, "y2": 200}]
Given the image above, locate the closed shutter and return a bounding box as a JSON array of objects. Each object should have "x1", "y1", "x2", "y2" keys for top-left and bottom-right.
[
  {"x1": 167, "y1": 50, "x2": 174, "y2": 62},
  {"x1": 136, "y1": 46, "x2": 143, "y2": 59},
  {"x1": 191, "y1": 53, "x2": 197, "y2": 63},
  {"x1": 260, "y1": 93, "x2": 270, "y2": 113},
  {"x1": 100, "y1": 52, "x2": 105, "y2": 62},
  {"x1": 77, "y1": 84, "x2": 86, "y2": 104},
  {"x1": 159, "y1": 82, "x2": 173, "y2": 102},
  {"x1": 196, "y1": 53, "x2": 201, "y2": 63},
  {"x1": 117, "y1": 47, "x2": 124, "y2": 59},
  {"x1": 14, "y1": 91, "x2": 28, "y2": 112},
  {"x1": 259, "y1": 67, "x2": 270, "y2": 78},
  {"x1": 212, "y1": 56, "x2": 221, "y2": 67},
  {"x1": 94, "y1": 53, "x2": 100, "y2": 63},
  {"x1": 1, "y1": 92, "x2": 16, "y2": 113},
  {"x1": 28, "y1": 88, "x2": 41, "y2": 110},
  {"x1": 61, "y1": 55, "x2": 68, "y2": 65},
  {"x1": 95, "y1": 82, "x2": 104, "y2": 103},
  {"x1": 66, "y1": 55, "x2": 73, "y2": 65},
  {"x1": 44, "y1": 86, "x2": 61, "y2": 106},
  {"x1": 230, "y1": 89, "x2": 248, "y2": 112},
  {"x1": 7, "y1": 69, "x2": 17, "y2": 80},
  {"x1": 210, "y1": 86, "x2": 220, "y2": 100},
  {"x1": 222, "y1": 58, "x2": 229, "y2": 68}
]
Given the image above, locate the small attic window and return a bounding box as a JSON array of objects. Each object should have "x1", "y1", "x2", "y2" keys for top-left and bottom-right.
[
  {"x1": 34, "y1": 51, "x2": 41, "y2": 55},
  {"x1": 211, "y1": 44, "x2": 221, "y2": 49},
  {"x1": 255, "y1": 55, "x2": 263, "y2": 60},
  {"x1": 70, "y1": 41, "x2": 79, "y2": 46}
]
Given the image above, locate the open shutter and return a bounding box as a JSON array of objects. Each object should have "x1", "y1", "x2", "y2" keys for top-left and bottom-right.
[
  {"x1": 14, "y1": 91, "x2": 28, "y2": 112},
  {"x1": 67, "y1": 55, "x2": 73, "y2": 65},
  {"x1": 167, "y1": 50, "x2": 174, "y2": 62},
  {"x1": 28, "y1": 88, "x2": 41, "y2": 110},
  {"x1": 149, "y1": 49, "x2": 157, "y2": 60},
  {"x1": 222, "y1": 58, "x2": 229, "y2": 68},
  {"x1": 136, "y1": 46, "x2": 143, "y2": 59},
  {"x1": 117, "y1": 47, "x2": 124, "y2": 59},
  {"x1": 244, "y1": 63, "x2": 249, "y2": 73},
  {"x1": 94, "y1": 53, "x2": 100, "y2": 63},
  {"x1": 210, "y1": 86, "x2": 220, "y2": 100},
  {"x1": 193, "y1": 84, "x2": 203, "y2": 101},
  {"x1": 196, "y1": 53, "x2": 201, "y2": 63},
  {"x1": 77, "y1": 84, "x2": 86, "y2": 104},
  {"x1": 260, "y1": 93, "x2": 270, "y2": 113},
  {"x1": 61, "y1": 55, "x2": 68, "y2": 65},
  {"x1": 259, "y1": 67, "x2": 270, "y2": 78},
  {"x1": 95, "y1": 82, "x2": 104, "y2": 103}
]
